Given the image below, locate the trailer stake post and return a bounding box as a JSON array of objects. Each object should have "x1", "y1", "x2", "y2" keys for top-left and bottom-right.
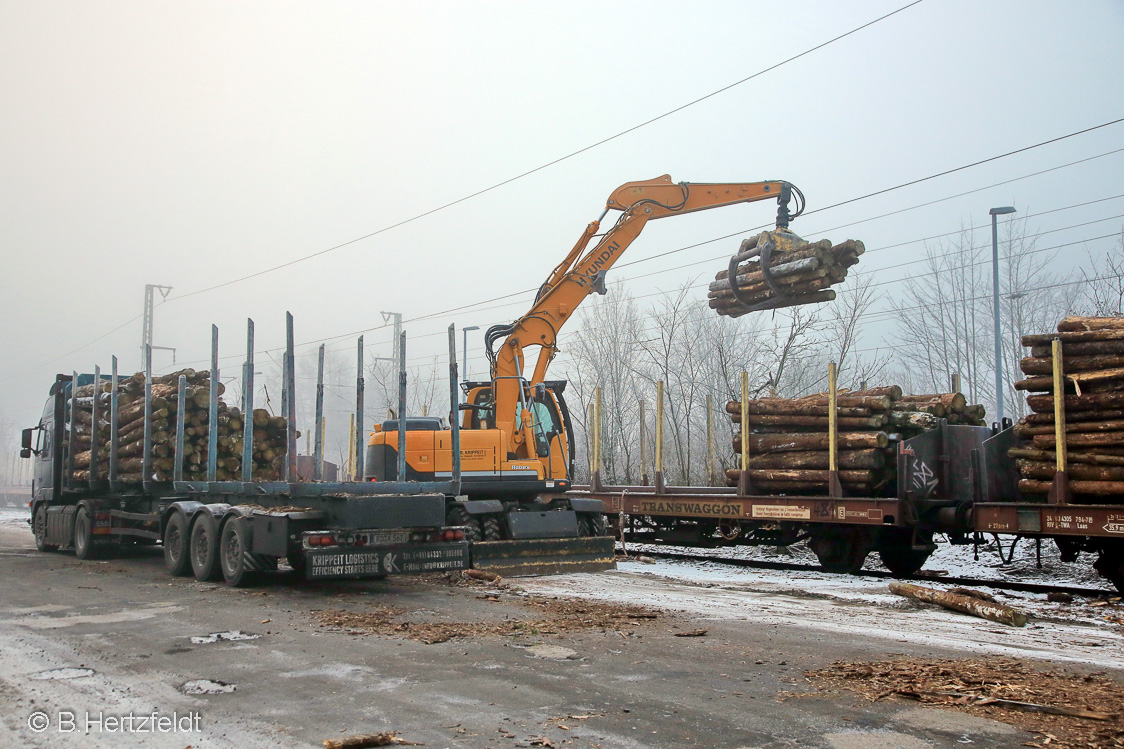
[
  {"x1": 639, "y1": 399, "x2": 648, "y2": 486},
  {"x1": 396, "y1": 332, "x2": 406, "y2": 484},
  {"x1": 828, "y1": 361, "x2": 844, "y2": 498},
  {"x1": 655, "y1": 380, "x2": 665, "y2": 494},
  {"x1": 207, "y1": 325, "x2": 219, "y2": 483},
  {"x1": 737, "y1": 372, "x2": 750, "y2": 496},
  {"x1": 355, "y1": 336, "x2": 366, "y2": 482},
  {"x1": 174, "y1": 375, "x2": 186, "y2": 482},
  {"x1": 448, "y1": 325, "x2": 461, "y2": 495},
  {"x1": 242, "y1": 319, "x2": 254, "y2": 483},
  {"x1": 1048, "y1": 338, "x2": 1070, "y2": 505},
  {"x1": 142, "y1": 347, "x2": 154, "y2": 491},
  {"x1": 314, "y1": 344, "x2": 324, "y2": 481},
  {"x1": 109, "y1": 356, "x2": 119, "y2": 489},
  {"x1": 284, "y1": 312, "x2": 297, "y2": 483},
  {"x1": 89, "y1": 365, "x2": 100, "y2": 487}
]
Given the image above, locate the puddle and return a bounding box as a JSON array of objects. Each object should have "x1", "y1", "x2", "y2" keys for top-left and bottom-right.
[
  {"x1": 30, "y1": 667, "x2": 95, "y2": 680},
  {"x1": 181, "y1": 679, "x2": 236, "y2": 695},
  {"x1": 190, "y1": 630, "x2": 260, "y2": 644}
]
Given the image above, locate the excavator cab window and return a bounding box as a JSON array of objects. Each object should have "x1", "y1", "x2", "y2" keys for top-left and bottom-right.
[{"x1": 470, "y1": 389, "x2": 495, "y2": 430}]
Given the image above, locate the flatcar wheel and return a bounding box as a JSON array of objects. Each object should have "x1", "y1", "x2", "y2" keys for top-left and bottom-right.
[
  {"x1": 1093, "y1": 544, "x2": 1124, "y2": 594},
  {"x1": 446, "y1": 505, "x2": 482, "y2": 543},
  {"x1": 34, "y1": 505, "x2": 58, "y2": 552},
  {"x1": 877, "y1": 529, "x2": 934, "y2": 577},
  {"x1": 73, "y1": 507, "x2": 100, "y2": 560},
  {"x1": 808, "y1": 528, "x2": 871, "y2": 574}
]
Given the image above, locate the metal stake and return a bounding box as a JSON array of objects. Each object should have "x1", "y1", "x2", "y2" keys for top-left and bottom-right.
[
  {"x1": 109, "y1": 356, "x2": 119, "y2": 489},
  {"x1": 207, "y1": 326, "x2": 219, "y2": 482},
  {"x1": 356, "y1": 335, "x2": 366, "y2": 482},
  {"x1": 314, "y1": 344, "x2": 325, "y2": 481},
  {"x1": 89, "y1": 365, "x2": 100, "y2": 487},
  {"x1": 396, "y1": 332, "x2": 406, "y2": 483},
  {"x1": 448, "y1": 325, "x2": 461, "y2": 494},
  {"x1": 284, "y1": 312, "x2": 297, "y2": 482},
  {"x1": 242, "y1": 319, "x2": 255, "y2": 483},
  {"x1": 174, "y1": 375, "x2": 186, "y2": 482}
]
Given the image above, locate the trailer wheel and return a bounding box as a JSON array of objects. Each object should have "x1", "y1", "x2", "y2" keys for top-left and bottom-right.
[
  {"x1": 162, "y1": 512, "x2": 192, "y2": 576},
  {"x1": 481, "y1": 516, "x2": 504, "y2": 541},
  {"x1": 33, "y1": 505, "x2": 58, "y2": 552},
  {"x1": 808, "y1": 527, "x2": 872, "y2": 574},
  {"x1": 190, "y1": 513, "x2": 223, "y2": 582},
  {"x1": 73, "y1": 507, "x2": 100, "y2": 560},
  {"x1": 220, "y1": 518, "x2": 254, "y2": 587},
  {"x1": 447, "y1": 505, "x2": 482, "y2": 542},
  {"x1": 877, "y1": 530, "x2": 934, "y2": 578}
]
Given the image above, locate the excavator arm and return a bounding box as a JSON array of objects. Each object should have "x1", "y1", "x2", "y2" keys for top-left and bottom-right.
[{"x1": 488, "y1": 174, "x2": 801, "y2": 458}]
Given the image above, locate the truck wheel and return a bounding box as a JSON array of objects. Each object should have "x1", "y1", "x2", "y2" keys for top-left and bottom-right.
[
  {"x1": 286, "y1": 554, "x2": 307, "y2": 578},
  {"x1": 481, "y1": 516, "x2": 504, "y2": 541},
  {"x1": 190, "y1": 513, "x2": 223, "y2": 581},
  {"x1": 447, "y1": 505, "x2": 482, "y2": 542},
  {"x1": 220, "y1": 518, "x2": 254, "y2": 587},
  {"x1": 73, "y1": 507, "x2": 100, "y2": 560},
  {"x1": 163, "y1": 512, "x2": 192, "y2": 576},
  {"x1": 34, "y1": 505, "x2": 58, "y2": 552}
]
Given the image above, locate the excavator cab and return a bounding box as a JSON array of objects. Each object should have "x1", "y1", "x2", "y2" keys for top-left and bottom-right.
[{"x1": 460, "y1": 379, "x2": 575, "y2": 487}]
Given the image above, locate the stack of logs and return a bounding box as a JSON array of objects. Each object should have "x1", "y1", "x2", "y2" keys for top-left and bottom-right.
[
  {"x1": 1011, "y1": 315, "x2": 1124, "y2": 500},
  {"x1": 68, "y1": 369, "x2": 291, "y2": 483},
  {"x1": 724, "y1": 386, "x2": 986, "y2": 495},
  {"x1": 708, "y1": 233, "x2": 865, "y2": 317}
]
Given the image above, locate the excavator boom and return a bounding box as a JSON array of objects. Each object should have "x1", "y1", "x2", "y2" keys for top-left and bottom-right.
[{"x1": 489, "y1": 175, "x2": 800, "y2": 458}]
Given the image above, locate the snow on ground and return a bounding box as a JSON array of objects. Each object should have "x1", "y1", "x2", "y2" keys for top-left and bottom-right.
[{"x1": 520, "y1": 559, "x2": 1124, "y2": 669}]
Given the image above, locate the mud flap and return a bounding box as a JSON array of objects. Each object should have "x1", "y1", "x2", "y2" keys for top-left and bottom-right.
[{"x1": 470, "y1": 536, "x2": 617, "y2": 577}]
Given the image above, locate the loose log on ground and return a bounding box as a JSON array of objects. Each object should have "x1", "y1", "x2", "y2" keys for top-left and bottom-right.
[{"x1": 889, "y1": 582, "x2": 1027, "y2": 627}]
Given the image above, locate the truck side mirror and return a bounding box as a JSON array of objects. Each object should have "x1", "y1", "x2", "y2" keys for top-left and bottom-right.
[
  {"x1": 20, "y1": 448, "x2": 31, "y2": 459},
  {"x1": 21, "y1": 428, "x2": 33, "y2": 450}
]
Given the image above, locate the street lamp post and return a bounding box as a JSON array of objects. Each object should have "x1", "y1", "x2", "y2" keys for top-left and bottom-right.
[
  {"x1": 461, "y1": 326, "x2": 480, "y2": 384},
  {"x1": 990, "y1": 205, "x2": 1017, "y2": 425}
]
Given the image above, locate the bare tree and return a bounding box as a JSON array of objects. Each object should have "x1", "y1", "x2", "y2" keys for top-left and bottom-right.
[{"x1": 1079, "y1": 229, "x2": 1124, "y2": 316}]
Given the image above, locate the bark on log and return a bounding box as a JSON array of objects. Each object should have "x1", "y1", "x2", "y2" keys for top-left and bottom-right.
[
  {"x1": 888, "y1": 411, "x2": 939, "y2": 430},
  {"x1": 730, "y1": 414, "x2": 887, "y2": 429},
  {"x1": 733, "y1": 468, "x2": 878, "y2": 484},
  {"x1": 1024, "y1": 408, "x2": 1124, "y2": 424},
  {"x1": 1030, "y1": 339, "x2": 1124, "y2": 358},
  {"x1": 1020, "y1": 354, "x2": 1124, "y2": 375},
  {"x1": 725, "y1": 478, "x2": 873, "y2": 494},
  {"x1": 1031, "y1": 431, "x2": 1124, "y2": 448},
  {"x1": 726, "y1": 399, "x2": 875, "y2": 417},
  {"x1": 735, "y1": 432, "x2": 889, "y2": 453},
  {"x1": 1019, "y1": 478, "x2": 1124, "y2": 495},
  {"x1": 896, "y1": 393, "x2": 967, "y2": 411},
  {"x1": 725, "y1": 449, "x2": 886, "y2": 470},
  {"x1": 1023, "y1": 328, "x2": 1124, "y2": 346},
  {"x1": 1025, "y1": 392, "x2": 1124, "y2": 412},
  {"x1": 1015, "y1": 419, "x2": 1124, "y2": 437},
  {"x1": 889, "y1": 582, "x2": 1026, "y2": 627},
  {"x1": 1057, "y1": 315, "x2": 1124, "y2": 332},
  {"x1": 1015, "y1": 460, "x2": 1124, "y2": 481},
  {"x1": 1007, "y1": 447, "x2": 1124, "y2": 466}
]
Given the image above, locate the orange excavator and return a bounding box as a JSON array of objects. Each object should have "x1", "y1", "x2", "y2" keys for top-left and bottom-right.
[{"x1": 366, "y1": 175, "x2": 805, "y2": 569}]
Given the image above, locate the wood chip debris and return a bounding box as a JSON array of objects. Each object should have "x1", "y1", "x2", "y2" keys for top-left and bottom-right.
[
  {"x1": 673, "y1": 629, "x2": 708, "y2": 637},
  {"x1": 322, "y1": 732, "x2": 420, "y2": 748},
  {"x1": 806, "y1": 657, "x2": 1124, "y2": 748},
  {"x1": 313, "y1": 598, "x2": 659, "y2": 644}
]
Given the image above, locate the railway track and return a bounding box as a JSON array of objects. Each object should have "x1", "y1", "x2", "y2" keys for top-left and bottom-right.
[{"x1": 625, "y1": 547, "x2": 1118, "y2": 599}]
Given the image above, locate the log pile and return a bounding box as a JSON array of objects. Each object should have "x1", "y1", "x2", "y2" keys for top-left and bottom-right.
[
  {"x1": 66, "y1": 369, "x2": 291, "y2": 483},
  {"x1": 724, "y1": 386, "x2": 986, "y2": 495},
  {"x1": 1011, "y1": 315, "x2": 1124, "y2": 501},
  {"x1": 708, "y1": 231, "x2": 864, "y2": 317}
]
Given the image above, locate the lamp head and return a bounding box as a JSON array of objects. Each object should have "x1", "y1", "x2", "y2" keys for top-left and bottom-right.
[{"x1": 989, "y1": 206, "x2": 1017, "y2": 216}]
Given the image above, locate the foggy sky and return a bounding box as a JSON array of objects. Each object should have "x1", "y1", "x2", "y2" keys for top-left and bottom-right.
[{"x1": 2, "y1": 1, "x2": 1122, "y2": 456}]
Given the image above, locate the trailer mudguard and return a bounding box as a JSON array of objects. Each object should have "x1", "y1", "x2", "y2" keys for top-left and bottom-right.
[
  {"x1": 567, "y1": 497, "x2": 605, "y2": 514},
  {"x1": 457, "y1": 499, "x2": 505, "y2": 515}
]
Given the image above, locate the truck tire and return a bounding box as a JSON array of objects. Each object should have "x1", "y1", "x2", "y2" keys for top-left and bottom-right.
[
  {"x1": 481, "y1": 516, "x2": 504, "y2": 541},
  {"x1": 190, "y1": 513, "x2": 223, "y2": 582},
  {"x1": 163, "y1": 512, "x2": 192, "y2": 576},
  {"x1": 447, "y1": 505, "x2": 482, "y2": 542},
  {"x1": 73, "y1": 507, "x2": 100, "y2": 560},
  {"x1": 33, "y1": 505, "x2": 58, "y2": 552},
  {"x1": 220, "y1": 518, "x2": 254, "y2": 588}
]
